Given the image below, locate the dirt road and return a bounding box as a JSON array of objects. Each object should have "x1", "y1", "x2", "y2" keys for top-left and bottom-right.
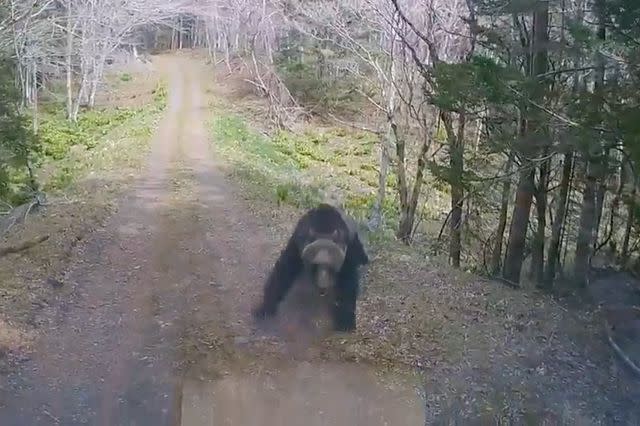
[{"x1": 0, "y1": 56, "x2": 424, "y2": 425}]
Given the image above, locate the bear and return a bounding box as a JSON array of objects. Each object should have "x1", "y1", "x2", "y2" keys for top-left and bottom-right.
[{"x1": 252, "y1": 203, "x2": 369, "y2": 332}]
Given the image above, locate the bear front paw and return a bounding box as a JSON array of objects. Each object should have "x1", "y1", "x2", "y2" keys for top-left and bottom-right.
[{"x1": 252, "y1": 304, "x2": 276, "y2": 320}]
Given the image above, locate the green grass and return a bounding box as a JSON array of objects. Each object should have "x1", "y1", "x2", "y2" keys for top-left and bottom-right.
[
  {"x1": 151, "y1": 80, "x2": 168, "y2": 109},
  {"x1": 211, "y1": 114, "x2": 322, "y2": 208},
  {"x1": 208, "y1": 110, "x2": 426, "y2": 256},
  {"x1": 1, "y1": 73, "x2": 167, "y2": 208},
  {"x1": 35, "y1": 77, "x2": 167, "y2": 193},
  {"x1": 209, "y1": 112, "x2": 398, "y2": 222},
  {"x1": 208, "y1": 106, "x2": 457, "y2": 259},
  {"x1": 39, "y1": 107, "x2": 139, "y2": 160}
]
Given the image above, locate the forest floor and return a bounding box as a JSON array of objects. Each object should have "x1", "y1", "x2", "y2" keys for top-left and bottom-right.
[{"x1": 0, "y1": 51, "x2": 638, "y2": 425}]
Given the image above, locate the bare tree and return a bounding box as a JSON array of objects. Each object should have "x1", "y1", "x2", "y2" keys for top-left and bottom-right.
[{"x1": 387, "y1": 0, "x2": 473, "y2": 254}]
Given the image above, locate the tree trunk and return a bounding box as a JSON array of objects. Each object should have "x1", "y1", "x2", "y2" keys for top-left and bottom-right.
[
  {"x1": 171, "y1": 19, "x2": 177, "y2": 50},
  {"x1": 393, "y1": 121, "x2": 430, "y2": 244},
  {"x1": 575, "y1": 159, "x2": 598, "y2": 285},
  {"x1": 503, "y1": 3, "x2": 549, "y2": 284},
  {"x1": 621, "y1": 178, "x2": 636, "y2": 264},
  {"x1": 65, "y1": 2, "x2": 74, "y2": 120},
  {"x1": 593, "y1": 152, "x2": 610, "y2": 249},
  {"x1": 205, "y1": 25, "x2": 216, "y2": 63},
  {"x1": 71, "y1": 51, "x2": 89, "y2": 122},
  {"x1": 490, "y1": 151, "x2": 514, "y2": 276},
  {"x1": 574, "y1": 0, "x2": 606, "y2": 286},
  {"x1": 370, "y1": 56, "x2": 397, "y2": 232},
  {"x1": 369, "y1": 128, "x2": 390, "y2": 231},
  {"x1": 224, "y1": 33, "x2": 232, "y2": 72},
  {"x1": 544, "y1": 150, "x2": 574, "y2": 286},
  {"x1": 23, "y1": 63, "x2": 30, "y2": 107},
  {"x1": 32, "y1": 62, "x2": 38, "y2": 134},
  {"x1": 393, "y1": 121, "x2": 410, "y2": 242},
  {"x1": 88, "y1": 49, "x2": 110, "y2": 109},
  {"x1": 447, "y1": 112, "x2": 465, "y2": 268},
  {"x1": 88, "y1": 64, "x2": 102, "y2": 109},
  {"x1": 532, "y1": 154, "x2": 549, "y2": 285},
  {"x1": 596, "y1": 151, "x2": 625, "y2": 257},
  {"x1": 503, "y1": 167, "x2": 535, "y2": 283}
]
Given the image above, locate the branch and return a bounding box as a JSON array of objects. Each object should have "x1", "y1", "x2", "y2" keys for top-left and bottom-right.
[
  {"x1": 536, "y1": 66, "x2": 598, "y2": 79},
  {"x1": 0, "y1": 234, "x2": 49, "y2": 258},
  {"x1": 605, "y1": 317, "x2": 640, "y2": 377},
  {"x1": 0, "y1": 0, "x2": 52, "y2": 33},
  {"x1": 504, "y1": 85, "x2": 615, "y2": 134},
  {"x1": 389, "y1": 0, "x2": 440, "y2": 63},
  {"x1": 326, "y1": 112, "x2": 382, "y2": 135}
]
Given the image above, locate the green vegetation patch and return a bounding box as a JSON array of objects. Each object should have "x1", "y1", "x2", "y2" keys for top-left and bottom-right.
[
  {"x1": 209, "y1": 111, "x2": 408, "y2": 230},
  {"x1": 211, "y1": 114, "x2": 322, "y2": 208},
  {"x1": 39, "y1": 107, "x2": 139, "y2": 160},
  {"x1": 35, "y1": 79, "x2": 167, "y2": 193},
  {"x1": 151, "y1": 80, "x2": 168, "y2": 109}
]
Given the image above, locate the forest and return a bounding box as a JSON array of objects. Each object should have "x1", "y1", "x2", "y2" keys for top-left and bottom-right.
[
  {"x1": 2, "y1": 0, "x2": 639, "y2": 287},
  {"x1": 0, "y1": 0, "x2": 639, "y2": 423}
]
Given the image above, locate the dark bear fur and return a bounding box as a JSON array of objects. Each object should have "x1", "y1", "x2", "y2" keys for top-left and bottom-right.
[{"x1": 252, "y1": 203, "x2": 369, "y2": 332}]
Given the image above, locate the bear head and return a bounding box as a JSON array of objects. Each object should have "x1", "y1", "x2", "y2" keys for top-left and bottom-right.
[{"x1": 300, "y1": 228, "x2": 347, "y2": 297}]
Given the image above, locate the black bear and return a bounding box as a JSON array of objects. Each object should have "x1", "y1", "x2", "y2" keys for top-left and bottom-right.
[{"x1": 252, "y1": 203, "x2": 369, "y2": 332}]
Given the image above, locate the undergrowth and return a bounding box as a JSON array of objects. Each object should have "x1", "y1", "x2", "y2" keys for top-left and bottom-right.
[
  {"x1": 210, "y1": 113, "x2": 398, "y2": 228},
  {"x1": 208, "y1": 102, "x2": 450, "y2": 253},
  {"x1": 0, "y1": 70, "x2": 166, "y2": 345},
  {"x1": 34, "y1": 78, "x2": 167, "y2": 194}
]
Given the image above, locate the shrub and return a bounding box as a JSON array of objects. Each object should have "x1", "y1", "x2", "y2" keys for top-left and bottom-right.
[{"x1": 0, "y1": 59, "x2": 38, "y2": 204}]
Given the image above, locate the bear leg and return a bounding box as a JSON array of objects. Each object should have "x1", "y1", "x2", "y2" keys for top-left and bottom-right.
[
  {"x1": 332, "y1": 265, "x2": 359, "y2": 332},
  {"x1": 253, "y1": 237, "x2": 302, "y2": 320},
  {"x1": 347, "y1": 232, "x2": 369, "y2": 266}
]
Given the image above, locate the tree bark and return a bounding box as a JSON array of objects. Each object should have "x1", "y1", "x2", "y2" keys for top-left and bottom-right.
[
  {"x1": 574, "y1": 0, "x2": 606, "y2": 286},
  {"x1": 446, "y1": 112, "x2": 465, "y2": 268},
  {"x1": 369, "y1": 128, "x2": 390, "y2": 231},
  {"x1": 532, "y1": 152, "x2": 549, "y2": 285},
  {"x1": 394, "y1": 122, "x2": 430, "y2": 244},
  {"x1": 621, "y1": 176, "x2": 636, "y2": 264},
  {"x1": 503, "y1": 2, "x2": 549, "y2": 283},
  {"x1": 544, "y1": 150, "x2": 574, "y2": 286},
  {"x1": 595, "y1": 151, "x2": 625, "y2": 256},
  {"x1": 65, "y1": 1, "x2": 74, "y2": 120},
  {"x1": 393, "y1": 121, "x2": 410, "y2": 242},
  {"x1": 88, "y1": 55, "x2": 107, "y2": 109},
  {"x1": 490, "y1": 151, "x2": 514, "y2": 276},
  {"x1": 371, "y1": 56, "x2": 397, "y2": 231},
  {"x1": 593, "y1": 152, "x2": 610, "y2": 249},
  {"x1": 575, "y1": 159, "x2": 598, "y2": 285},
  {"x1": 32, "y1": 61, "x2": 38, "y2": 134},
  {"x1": 503, "y1": 166, "x2": 535, "y2": 282}
]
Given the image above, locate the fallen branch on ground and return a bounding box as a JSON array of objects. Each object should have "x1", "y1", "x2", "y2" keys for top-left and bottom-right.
[
  {"x1": 493, "y1": 276, "x2": 520, "y2": 289},
  {"x1": 604, "y1": 317, "x2": 640, "y2": 377},
  {"x1": 326, "y1": 113, "x2": 382, "y2": 135},
  {"x1": 0, "y1": 192, "x2": 47, "y2": 236},
  {"x1": 0, "y1": 235, "x2": 50, "y2": 258}
]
